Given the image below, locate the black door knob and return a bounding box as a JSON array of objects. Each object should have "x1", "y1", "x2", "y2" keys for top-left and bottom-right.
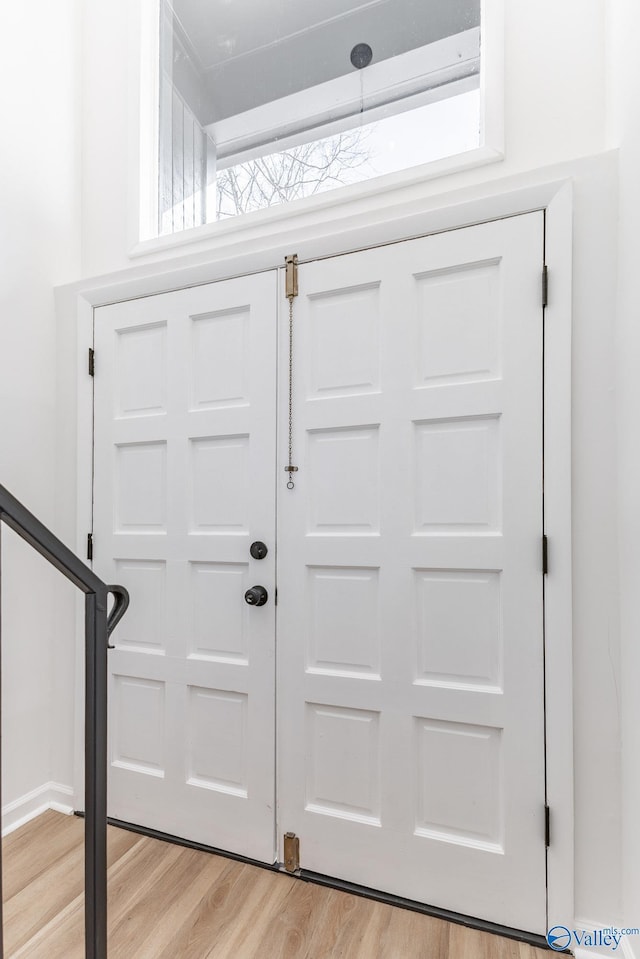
[
  {"x1": 245, "y1": 585, "x2": 268, "y2": 607},
  {"x1": 250, "y1": 541, "x2": 268, "y2": 560}
]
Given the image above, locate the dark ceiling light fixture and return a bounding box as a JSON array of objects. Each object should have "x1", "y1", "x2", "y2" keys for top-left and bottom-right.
[{"x1": 350, "y1": 43, "x2": 373, "y2": 69}]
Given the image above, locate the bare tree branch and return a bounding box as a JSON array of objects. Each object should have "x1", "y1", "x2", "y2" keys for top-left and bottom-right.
[{"x1": 216, "y1": 128, "x2": 373, "y2": 218}]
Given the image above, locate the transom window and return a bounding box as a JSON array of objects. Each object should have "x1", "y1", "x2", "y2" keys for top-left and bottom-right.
[{"x1": 156, "y1": 0, "x2": 482, "y2": 236}]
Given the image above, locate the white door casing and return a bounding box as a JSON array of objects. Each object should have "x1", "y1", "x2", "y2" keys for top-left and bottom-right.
[
  {"x1": 93, "y1": 272, "x2": 278, "y2": 862},
  {"x1": 276, "y1": 214, "x2": 546, "y2": 932}
]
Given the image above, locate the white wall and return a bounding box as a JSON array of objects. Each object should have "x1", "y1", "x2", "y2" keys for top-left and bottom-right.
[
  {"x1": 0, "y1": 0, "x2": 81, "y2": 820},
  {"x1": 52, "y1": 0, "x2": 629, "y2": 936},
  {"x1": 608, "y1": 0, "x2": 640, "y2": 951}
]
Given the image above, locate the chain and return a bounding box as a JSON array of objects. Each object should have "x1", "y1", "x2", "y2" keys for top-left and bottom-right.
[
  {"x1": 284, "y1": 254, "x2": 299, "y2": 490},
  {"x1": 285, "y1": 293, "x2": 298, "y2": 490}
]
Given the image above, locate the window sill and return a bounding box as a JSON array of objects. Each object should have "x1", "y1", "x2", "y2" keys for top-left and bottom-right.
[{"x1": 129, "y1": 145, "x2": 504, "y2": 262}]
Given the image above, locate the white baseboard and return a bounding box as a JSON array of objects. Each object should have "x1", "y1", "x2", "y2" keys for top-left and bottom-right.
[
  {"x1": 572, "y1": 918, "x2": 640, "y2": 959},
  {"x1": 1, "y1": 781, "x2": 75, "y2": 837}
]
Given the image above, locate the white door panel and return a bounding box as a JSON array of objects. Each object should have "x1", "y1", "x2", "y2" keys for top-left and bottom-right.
[
  {"x1": 93, "y1": 272, "x2": 277, "y2": 862},
  {"x1": 276, "y1": 214, "x2": 546, "y2": 931}
]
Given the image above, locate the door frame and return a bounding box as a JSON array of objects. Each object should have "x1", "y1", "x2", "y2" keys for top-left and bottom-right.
[{"x1": 64, "y1": 174, "x2": 573, "y2": 933}]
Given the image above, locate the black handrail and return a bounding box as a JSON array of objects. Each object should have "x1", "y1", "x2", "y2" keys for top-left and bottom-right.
[{"x1": 0, "y1": 482, "x2": 129, "y2": 959}]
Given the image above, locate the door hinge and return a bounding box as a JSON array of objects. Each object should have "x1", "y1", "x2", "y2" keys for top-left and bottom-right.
[
  {"x1": 283, "y1": 832, "x2": 300, "y2": 873},
  {"x1": 542, "y1": 265, "x2": 548, "y2": 308},
  {"x1": 285, "y1": 254, "x2": 299, "y2": 300},
  {"x1": 542, "y1": 534, "x2": 549, "y2": 575},
  {"x1": 545, "y1": 804, "x2": 551, "y2": 847},
  {"x1": 88, "y1": 348, "x2": 95, "y2": 376},
  {"x1": 87, "y1": 533, "x2": 93, "y2": 561}
]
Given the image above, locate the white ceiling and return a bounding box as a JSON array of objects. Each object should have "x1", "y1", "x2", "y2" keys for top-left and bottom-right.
[
  {"x1": 173, "y1": 0, "x2": 385, "y2": 69},
  {"x1": 168, "y1": 0, "x2": 480, "y2": 122},
  {"x1": 173, "y1": 0, "x2": 479, "y2": 70}
]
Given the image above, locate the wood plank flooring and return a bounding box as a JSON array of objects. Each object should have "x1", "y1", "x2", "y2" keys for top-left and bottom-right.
[{"x1": 2, "y1": 811, "x2": 551, "y2": 958}]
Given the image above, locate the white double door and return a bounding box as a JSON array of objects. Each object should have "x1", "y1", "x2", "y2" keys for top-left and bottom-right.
[{"x1": 93, "y1": 213, "x2": 547, "y2": 931}]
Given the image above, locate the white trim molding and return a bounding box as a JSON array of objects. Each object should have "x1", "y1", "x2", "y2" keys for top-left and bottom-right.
[
  {"x1": 129, "y1": 143, "x2": 504, "y2": 260},
  {"x1": 2, "y1": 782, "x2": 75, "y2": 837},
  {"x1": 544, "y1": 180, "x2": 574, "y2": 931}
]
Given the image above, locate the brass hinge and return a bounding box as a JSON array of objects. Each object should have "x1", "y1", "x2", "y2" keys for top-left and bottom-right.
[
  {"x1": 542, "y1": 534, "x2": 548, "y2": 575},
  {"x1": 88, "y1": 348, "x2": 95, "y2": 377},
  {"x1": 542, "y1": 265, "x2": 548, "y2": 308},
  {"x1": 285, "y1": 254, "x2": 298, "y2": 300},
  {"x1": 545, "y1": 804, "x2": 550, "y2": 847},
  {"x1": 87, "y1": 533, "x2": 94, "y2": 561},
  {"x1": 283, "y1": 832, "x2": 300, "y2": 873}
]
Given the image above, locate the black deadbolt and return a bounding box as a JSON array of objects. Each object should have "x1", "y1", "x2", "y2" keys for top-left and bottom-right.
[
  {"x1": 245, "y1": 585, "x2": 268, "y2": 607},
  {"x1": 250, "y1": 541, "x2": 268, "y2": 560}
]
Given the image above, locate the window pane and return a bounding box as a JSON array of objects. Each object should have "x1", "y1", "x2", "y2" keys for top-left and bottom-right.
[{"x1": 158, "y1": 0, "x2": 481, "y2": 234}]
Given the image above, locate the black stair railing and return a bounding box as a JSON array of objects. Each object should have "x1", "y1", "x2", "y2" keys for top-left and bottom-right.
[{"x1": 0, "y1": 483, "x2": 129, "y2": 959}]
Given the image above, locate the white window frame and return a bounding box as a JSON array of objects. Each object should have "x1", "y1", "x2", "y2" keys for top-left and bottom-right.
[{"x1": 131, "y1": 0, "x2": 504, "y2": 256}]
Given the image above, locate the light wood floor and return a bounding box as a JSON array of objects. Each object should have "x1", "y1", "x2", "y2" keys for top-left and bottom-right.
[{"x1": 2, "y1": 811, "x2": 551, "y2": 958}]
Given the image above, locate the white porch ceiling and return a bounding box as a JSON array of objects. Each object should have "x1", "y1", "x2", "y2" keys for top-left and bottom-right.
[
  {"x1": 172, "y1": 0, "x2": 479, "y2": 70},
  {"x1": 169, "y1": 0, "x2": 480, "y2": 122}
]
